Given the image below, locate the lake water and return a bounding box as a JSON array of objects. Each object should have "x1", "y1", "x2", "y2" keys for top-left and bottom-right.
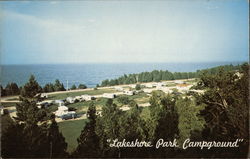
[{"x1": 1, "y1": 62, "x2": 243, "y2": 88}]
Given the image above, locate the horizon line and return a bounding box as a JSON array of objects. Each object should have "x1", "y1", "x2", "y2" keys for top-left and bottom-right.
[{"x1": 1, "y1": 61, "x2": 248, "y2": 66}]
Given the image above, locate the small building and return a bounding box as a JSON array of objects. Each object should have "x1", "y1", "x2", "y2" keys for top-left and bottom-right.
[
  {"x1": 66, "y1": 97, "x2": 75, "y2": 104},
  {"x1": 81, "y1": 95, "x2": 95, "y2": 101},
  {"x1": 124, "y1": 90, "x2": 135, "y2": 96},
  {"x1": 37, "y1": 101, "x2": 50, "y2": 108},
  {"x1": 74, "y1": 96, "x2": 83, "y2": 102},
  {"x1": 102, "y1": 93, "x2": 116, "y2": 99},
  {"x1": 41, "y1": 93, "x2": 48, "y2": 98},
  {"x1": 55, "y1": 106, "x2": 68, "y2": 116},
  {"x1": 54, "y1": 100, "x2": 65, "y2": 106},
  {"x1": 54, "y1": 106, "x2": 77, "y2": 120},
  {"x1": 114, "y1": 86, "x2": 123, "y2": 91},
  {"x1": 144, "y1": 83, "x2": 154, "y2": 88},
  {"x1": 130, "y1": 84, "x2": 136, "y2": 89},
  {"x1": 174, "y1": 80, "x2": 184, "y2": 84}
]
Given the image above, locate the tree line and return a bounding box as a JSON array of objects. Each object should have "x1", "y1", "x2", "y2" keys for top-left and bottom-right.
[
  {"x1": 1, "y1": 63, "x2": 248, "y2": 158},
  {"x1": 1, "y1": 79, "x2": 88, "y2": 97},
  {"x1": 101, "y1": 64, "x2": 242, "y2": 86}
]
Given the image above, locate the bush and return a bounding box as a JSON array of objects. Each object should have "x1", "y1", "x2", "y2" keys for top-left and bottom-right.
[
  {"x1": 71, "y1": 85, "x2": 77, "y2": 90},
  {"x1": 78, "y1": 84, "x2": 87, "y2": 89},
  {"x1": 117, "y1": 96, "x2": 130, "y2": 105},
  {"x1": 135, "y1": 84, "x2": 141, "y2": 90}
]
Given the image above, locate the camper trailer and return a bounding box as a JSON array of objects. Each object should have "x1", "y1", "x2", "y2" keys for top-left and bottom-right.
[{"x1": 102, "y1": 93, "x2": 116, "y2": 99}]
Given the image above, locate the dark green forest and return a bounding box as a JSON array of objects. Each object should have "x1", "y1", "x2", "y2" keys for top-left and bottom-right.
[
  {"x1": 101, "y1": 64, "x2": 242, "y2": 86},
  {"x1": 1, "y1": 63, "x2": 249, "y2": 158},
  {"x1": 1, "y1": 79, "x2": 88, "y2": 96}
]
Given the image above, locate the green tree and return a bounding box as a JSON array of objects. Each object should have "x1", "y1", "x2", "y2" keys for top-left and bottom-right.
[
  {"x1": 43, "y1": 83, "x2": 55, "y2": 92},
  {"x1": 135, "y1": 84, "x2": 141, "y2": 90},
  {"x1": 20, "y1": 75, "x2": 42, "y2": 98},
  {"x1": 14, "y1": 75, "x2": 50, "y2": 157},
  {"x1": 5, "y1": 82, "x2": 20, "y2": 96},
  {"x1": 96, "y1": 99, "x2": 123, "y2": 157},
  {"x1": 78, "y1": 84, "x2": 87, "y2": 89},
  {"x1": 47, "y1": 117, "x2": 68, "y2": 158},
  {"x1": 74, "y1": 102, "x2": 100, "y2": 157},
  {"x1": 117, "y1": 96, "x2": 130, "y2": 105},
  {"x1": 176, "y1": 98, "x2": 205, "y2": 145},
  {"x1": 196, "y1": 64, "x2": 249, "y2": 157},
  {"x1": 54, "y1": 79, "x2": 66, "y2": 91},
  {"x1": 118, "y1": 103, "x2": 147, "y2": 157},
  {"x1": 1, "y1": 85, "x2": 6, "y2": 96},
  {"x1": 71, "y1": 84, "x2": 77, "y2": 90},
  {"x1": 1, "y1": 121, "x2": 27, "y2": 158},
  {"x1": 148, "y1": 91, "x2": 179, "y2": 157}
]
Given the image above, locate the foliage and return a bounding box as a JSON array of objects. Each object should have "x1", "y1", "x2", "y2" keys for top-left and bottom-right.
[
  {"x1": 47, "y1": 117, "x2": 68, "y2": 158},
  {"x1": 78, "y1": 84, "x2": 87, "y2": 89},
  {"x1": 2, "y1": 75, "x2": 68, "y2": 158},
  {"x1": 20, "y1": 75, "x2": 42, "y2": 98},
  {"x1": 194, "y1": 63, "x2": 249, "y2": 157},
  {"x1": 100, "y1": 64, "x2": 241, "y2": 86},
  {"x1": 135, "y1": 84, "x2": 141, "y2": 90},
  {"x1": 175, "y1": 98, "x2": 205, "y2": 144},
  {"x1": 54, "y1": 79, "x2": 66, "y2": 91},
  {"x1": 3, "y1": 82, "x2": 20, "y2": 96},
  {"x1": 74, "y1": 102, "x2": 101, "y2": 157},
  {"x1": 96, "y1": 99, "x2": 123, "y2": 157},
  {"x1": 71, "y1": 84, "x2": 77, "y2": 90},
  {"x1": 117, "y1": 96, "x2": 130, "y2": 105},
  {"x1": 43, "y1": 83, "x2": 55, "y2": 92}
]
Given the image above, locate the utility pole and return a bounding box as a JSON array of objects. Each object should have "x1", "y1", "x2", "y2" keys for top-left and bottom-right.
[{"x1": 67, "y1": 80, "x2": 68, "y2": 91}]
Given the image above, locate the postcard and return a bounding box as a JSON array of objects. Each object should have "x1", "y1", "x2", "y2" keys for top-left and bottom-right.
[{"x1": 1, "y1": 0, "x2": 249, "y2": 158}]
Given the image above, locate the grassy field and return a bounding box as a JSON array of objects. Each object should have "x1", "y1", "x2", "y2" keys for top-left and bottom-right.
[
  {"x1": 48, "y1": 88, "x2": 117, "y2": 100},
  {"x1": 58, "y1": 119, "x2": 88, "y2": 153},
  {"x1": 113, "y1": 92, "x2": 149, "y2": 106},
  {"x1": 5, "y1": 97, "x2": 19, "y2": 101},
  {"x1": 66, "y1": 98, "x2": 110, "y2": 113},
  {"x1": 1, "y1": 102, "x2": 19, "y2": 107}
]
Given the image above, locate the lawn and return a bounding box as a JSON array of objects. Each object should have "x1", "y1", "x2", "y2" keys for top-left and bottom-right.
[
  {"x1": 65, "y1": 98, "x2": 109, "y2": 113},
  {"x1": 58, "y1": 119, "x2": 88, "y2": 153},
  {"x1": 1, "y1": 102, "x2": 19, "y2": 107},
  {"x1": 48, "y1": 88, "x2": 118, "y2": 100},
  {"x1": 113, "y1": 92, "x2": 149, "y2": 106},
  {"x1": 5, "y1": 97, "x2": 19, "y2": 101}
]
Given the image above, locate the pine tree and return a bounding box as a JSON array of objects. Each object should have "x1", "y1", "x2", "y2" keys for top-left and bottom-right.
[
  {"x1": 54, "y1": 79, "x2": 66, "y2": 91},
  {"x1": 20, "y1": 75, "x2": 42, "y2": 98},
  {"x1": 74, "y1": 102, "x2": 101, "y2": 157},
  {"x1": 47, "y1": 117, "x2": 68, "y2": 158},
  {"x1": 71, "y1": 84, "x2": 77, "y2": 90},
  {"x1": 96, "y1": 99, "x2": 123, "y2": 157}
]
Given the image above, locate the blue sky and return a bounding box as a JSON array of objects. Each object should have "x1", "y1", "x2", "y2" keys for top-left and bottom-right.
[{"x1": 1, "y1": 0, "x2": 249, "y2": 64}]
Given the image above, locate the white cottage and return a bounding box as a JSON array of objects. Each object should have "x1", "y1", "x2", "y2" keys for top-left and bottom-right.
[
  {"x1": 124, "y1": 90, "x2": 135, "y2": 96},
  {"x1": 66, "y1": 97, "x2": 75, "y2": 104},
  {"x1": 55, "y1": 106, "x2": 76, "y2": 119},
  {"x1": 54, "y1": 100, "x2": 65, "y2": 106},
  {"x1": 74, "y1": 96, "x2": 83, "y2": 101},
  {"x1": 81, "y1": 95, "x2": 94, "y2": 101},
  {"x1": 41, "y1": 93, "x2": 48, "y2": 98},
  {"x1": 114, "y1": 86, "x2": 123, "y2": 91},
  {"x1": 103, "y1": 93, "x2": 116, "y2": 99}
]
